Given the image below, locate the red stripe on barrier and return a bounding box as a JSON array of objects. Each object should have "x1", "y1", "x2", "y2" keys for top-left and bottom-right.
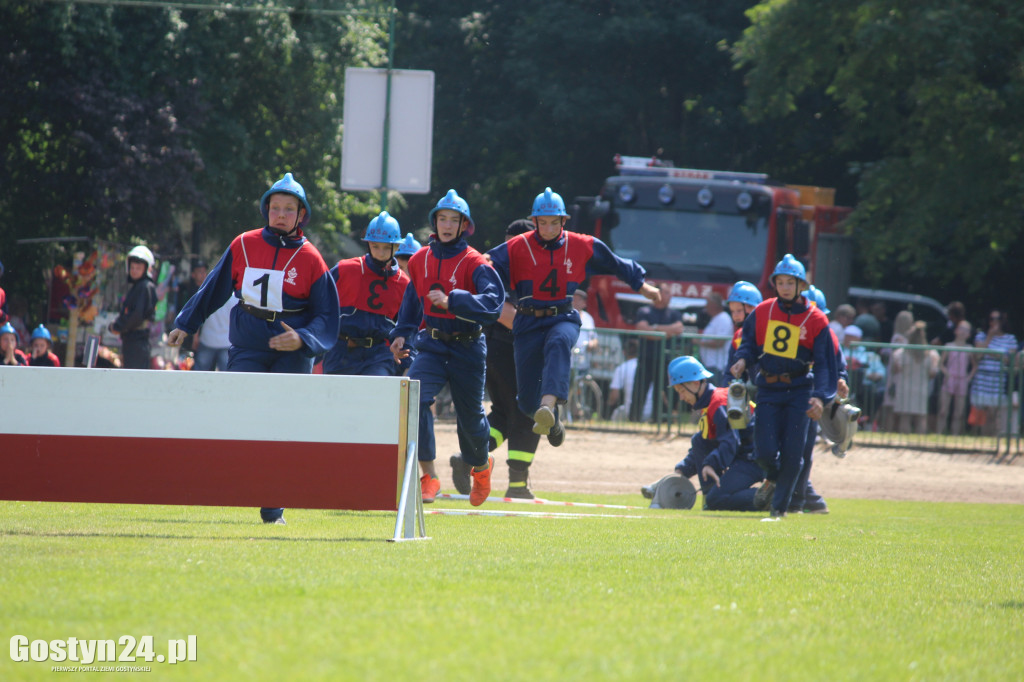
[{"x1": 1, "y1": 435, "x2": 401, "y2": 511}]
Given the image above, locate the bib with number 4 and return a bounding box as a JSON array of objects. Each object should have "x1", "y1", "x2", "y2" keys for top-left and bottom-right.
[
  {"x1": 764, "y1": 319, "x2": 800, "y2": 359},
  {"x1": 242, "y1": 267, "x2": 285, "y2": 311}
]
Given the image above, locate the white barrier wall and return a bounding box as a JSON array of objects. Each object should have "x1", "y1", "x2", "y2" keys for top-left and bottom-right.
[{"x1": 0, "y1": 367, "x2": 418, "y2": 512}]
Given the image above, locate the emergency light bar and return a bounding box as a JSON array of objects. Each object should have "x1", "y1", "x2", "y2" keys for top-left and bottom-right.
[{"x1": 614, "y1": 154, "x2": 769, "y2": 184}]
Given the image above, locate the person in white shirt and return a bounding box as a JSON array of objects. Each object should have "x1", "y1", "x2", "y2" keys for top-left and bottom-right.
[
  {"x1": 698, "y1": 291, "x2": 733, "y2": 382},
  {"x1": 607, "y1": 338, "x2": 652, "y2": 421},
  {"x1": 571, "y1": 287, "x2": 598, "y2": 373},
  {"x1": 192, "y1": 297, "x2": 237, "y2": 371}
]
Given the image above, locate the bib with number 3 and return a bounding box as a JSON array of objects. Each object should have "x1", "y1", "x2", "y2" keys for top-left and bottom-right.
[
  {"x1": 764, "y1": 319, "x2": 800, "y2": 359},
  {"x1": 241, "y1": 267, "x2": 285, "y2": 312}
]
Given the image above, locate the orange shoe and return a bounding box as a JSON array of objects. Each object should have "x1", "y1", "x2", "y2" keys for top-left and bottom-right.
[
  {"x1": 420, "y1": 474, "x2": 440, "y2": 504},
  {"x1": 469, "y1": 456, "x2": 494, "y2": 506}
]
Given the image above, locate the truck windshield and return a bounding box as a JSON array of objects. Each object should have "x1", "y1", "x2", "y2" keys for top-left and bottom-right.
[{"x1": 605, "y1": 207, "x2": 768, "y2": 281}]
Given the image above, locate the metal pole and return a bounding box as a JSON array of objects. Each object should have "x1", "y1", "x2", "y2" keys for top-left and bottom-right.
[{"x1": 379, "y1": 0, "x2": 396, "y2": 211}]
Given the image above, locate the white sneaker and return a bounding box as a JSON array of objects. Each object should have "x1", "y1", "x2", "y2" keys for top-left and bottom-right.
[{"x1": 532, "y1": 405, "x2": 555, "y2": 435}]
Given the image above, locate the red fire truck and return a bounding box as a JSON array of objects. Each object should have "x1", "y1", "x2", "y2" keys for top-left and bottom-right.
[{"x1": 570, "y1": 155, "x2": 852, "y2": 330}]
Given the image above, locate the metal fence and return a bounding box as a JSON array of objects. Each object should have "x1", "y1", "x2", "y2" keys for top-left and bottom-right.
[
  {"x1": 563, "y1": 330, "x2": 1021, "y2": 463},
  {"x1": 844, "y1": 341, "x2": 1020, "y2": 461}
]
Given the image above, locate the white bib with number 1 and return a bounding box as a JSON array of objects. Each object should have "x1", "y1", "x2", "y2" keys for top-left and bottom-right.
[{"x1": 241, "y1": 267, "x2": 285, "y2": 311}]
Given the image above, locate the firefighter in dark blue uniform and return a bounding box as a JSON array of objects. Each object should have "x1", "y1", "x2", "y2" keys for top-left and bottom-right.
[
  {"x1": 669, "y1": 356, "x2": 765, "y2": 511},
  {"x1": 323, "y1": 212, "x2": 409, "y2": 376},
  {"x1": 730, "y1": 255, "x2": 838, "y2": 520},
  {"x1": 487, "y1": 188, "x2": 661, "y2": 446},
  {"x1": 169, "y1": 173, "x2": 340, "y2": 524},
  {"x1": 390, "y1": 190, "x2": 504, "y2": 506}
]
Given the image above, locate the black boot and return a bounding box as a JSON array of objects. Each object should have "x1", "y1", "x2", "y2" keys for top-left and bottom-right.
[
  {"x1": 547, "y1": 404, "x2": 565, "y2": 447},
  {"x1": 505, "y1": 461, "x2": 534, "y2": 499}
]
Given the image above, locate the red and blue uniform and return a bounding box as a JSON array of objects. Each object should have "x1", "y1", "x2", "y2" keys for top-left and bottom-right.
[
  {"x1": 175, "y1": 227, "x2": 340, "y2": 374},
  {"x1": 727, "y1": 326, "x2": 744, "y2": 374},
  {"x1": 323, "y1": 254, "x2": 409, "y2": 376},
  {"x1": 391, "y1": 236, "x2": 504, "y2": 466},
  {"x1": 734, "y1": 295, "x2": 837, "y2": 515},
  {"x1": 29, "y1": 351, "x2": 61, "y2": 367},
  {"x1": 675, "y1": 386, "x2": 764, "y2": 511},
  {"x1": 487, "y1": 230, "x2": 646, "y2": 415}
]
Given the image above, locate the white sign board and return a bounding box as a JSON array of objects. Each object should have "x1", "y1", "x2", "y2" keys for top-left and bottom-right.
[{"x1": 341, "y1": 67, "x2": 435, "y2": 194}]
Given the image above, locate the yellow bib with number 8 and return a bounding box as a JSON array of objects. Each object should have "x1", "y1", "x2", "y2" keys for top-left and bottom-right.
[{"x1": 764, "y1": 319, "x2": 800, "y2": 359}]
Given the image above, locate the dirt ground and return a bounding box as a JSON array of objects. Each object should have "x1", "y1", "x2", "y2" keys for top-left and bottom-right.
[{"x1": 432, "y1": 422, "x2": 1024, "y2": 505}]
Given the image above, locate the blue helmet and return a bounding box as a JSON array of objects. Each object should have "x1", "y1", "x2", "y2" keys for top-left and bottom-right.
[
  {"x1": 771, "y1": 253, "x2": 808, "y2": 286},
  {"x1": 530, "y1": 187, "x2": 569, "y2": 217},
  {"x1": 667, "y1": 356, "x2": 713, "y2": 387},
  {"x1": 31, "y1": 325, "x2": 52, "y2": 343},
  {"x1": 802, "y1": 285, "x2": 830, "y2": 315},
  {"x1": 396, "y1": 233, "x2": 422, "y2": 258},
  {"x1": 0, "y1": 322, "x2": 18, "y2": 344},
  {"x1": 260, "y1": 173, "x2": 312, "y2": 230},
  {"x1": 363, "y1": 211, "x2": 402, "y2": 244},
  {"x1": 726, "y1": 280, "x2": 763, "y2": 308},
  {"x1": 428, "y1": 189, "x2": 475, "y2": 236}
]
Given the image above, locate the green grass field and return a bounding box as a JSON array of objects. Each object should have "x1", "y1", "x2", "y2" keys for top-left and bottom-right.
[{"x1": 2, "y1": 496, "x2": 1022, "y2": 681}]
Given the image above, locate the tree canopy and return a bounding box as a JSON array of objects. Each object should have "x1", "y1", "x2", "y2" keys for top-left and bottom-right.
[
  {"x1": 1, "y1": 0, "x2": 385, "y2": 315},
  {"x1": 734, "y1": 0, "x2": 1024, "y2": 307}
]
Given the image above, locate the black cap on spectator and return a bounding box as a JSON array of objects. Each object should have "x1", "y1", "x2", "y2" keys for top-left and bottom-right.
[{"x1": 506, "y1": 219, "x2": 534, "y2": 237}]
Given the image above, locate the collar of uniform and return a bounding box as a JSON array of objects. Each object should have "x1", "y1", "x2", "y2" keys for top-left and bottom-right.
[
  {"x1": 261, "y1": 226, "x2": 306, "y2": 248},
  {"x1": 777, "y1": 295, "x2": 809, "y2": 314},
  {"x1": 695, "y1": 384, "x2": 715, "y2": 410},
  {"x1": 363, "y1": 253, "x2": 397, "y2": 277},
  {"x1": 531, "y1": 229, "x2": 565, "y2": 250},
  {"x1": 427, "y1": 234, "x2": 468, "y2": 258}
]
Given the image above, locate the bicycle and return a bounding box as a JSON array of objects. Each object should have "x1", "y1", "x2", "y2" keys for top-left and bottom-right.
[{"x1": 568, "y1": 370, "x2": 604, "y2": 424}]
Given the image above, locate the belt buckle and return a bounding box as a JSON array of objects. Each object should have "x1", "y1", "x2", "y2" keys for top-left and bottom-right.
[
  {"x1": 266, "y1": 310, "x2": 277, "y2": 322},
  {"x1": 430, "y1": 328, "x2": 442, "y2": 340}
]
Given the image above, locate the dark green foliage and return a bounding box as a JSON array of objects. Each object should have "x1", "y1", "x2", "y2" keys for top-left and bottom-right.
[
  {"x1": 397, "y1": 1, "x2": 766, "y2": 248},
  {"x1": 735, "y1": 0, "x2": 1024, "y2": 313},
  {"x1": 0, "y1": 1, "x2": 383, "y2": 319}
]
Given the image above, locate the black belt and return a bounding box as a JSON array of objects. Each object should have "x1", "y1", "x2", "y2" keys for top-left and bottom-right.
[
  {"x1": 425, "y1": 326, "x2": 482, "y2": 343},
  {"x1": 340, "y1": 333, "x2": 384, "y2": 348},
  {"x1": 516, "y1": 302, "x2": 573, "y2": 318},
  {"x1": 761, "y1": 367, "x2": 810, "y2": 384},
  {"x1": 238, "y1": 302, "x2": 304, "y2": 322}
]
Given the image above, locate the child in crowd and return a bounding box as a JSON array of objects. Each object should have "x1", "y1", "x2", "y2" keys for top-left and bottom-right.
[
  {"x1": 1, "y1": 322, "x2": 27, "y2": 366},
  {"x1": 28, "y1": 325, "x2": 61, "y2": 367}
]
